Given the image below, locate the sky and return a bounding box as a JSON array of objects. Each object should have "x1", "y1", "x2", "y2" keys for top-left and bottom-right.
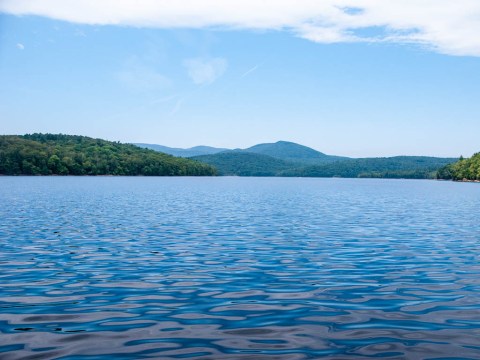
[{"x1": 1, "y1": 1, "x2": 480, "y2": 158}]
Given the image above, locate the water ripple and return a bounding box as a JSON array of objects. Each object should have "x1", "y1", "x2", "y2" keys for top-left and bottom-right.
[{"x1": 1, "y1": 177, "x2": 480, "y2": 359}]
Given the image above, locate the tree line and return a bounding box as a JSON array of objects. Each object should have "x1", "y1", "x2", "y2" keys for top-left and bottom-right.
[
  {"x1": 436, "y1": 153, "x2": 480, "y2": 181},
  {"x1": 0, "y1": 134, "x2": 217, "y2": 176},
  {"x1": 194, "y1": 152, "x2": 456, "y2": 179}
]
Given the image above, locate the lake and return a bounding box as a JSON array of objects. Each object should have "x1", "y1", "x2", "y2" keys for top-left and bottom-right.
[{"x1": 0, "y1": 177, "x2": 479, "y2": 359}]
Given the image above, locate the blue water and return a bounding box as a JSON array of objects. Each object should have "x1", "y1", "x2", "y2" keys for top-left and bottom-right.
[{"x1": 1, "y1": 177, "x2": 480, "y2": 360}]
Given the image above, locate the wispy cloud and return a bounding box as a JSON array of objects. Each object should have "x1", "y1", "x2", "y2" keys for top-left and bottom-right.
[
  {"x1": 150, "y1": 94, "x2": 180, "y2": 105},
  {"x1": 115, "y1": 56, "x2": 171, "y2": 92},
  {"x1": 74, "y1": 29, "x2": 86, "y2": 37},
  {"x1": 16, "y1": 43, "x2": 25, "y2": 50},
  {"x1": 168, "y1": 98, "x2": 183, "y2": 116},
  {"x1": 241, "y1": 63, "x2": 263, "y2": 78},
  {"x1": 1, "y1": 1, "x2": 480, "y2": 56},
  {"x1": 183, "y1": 57, "x2": 227, "y2": 85}
]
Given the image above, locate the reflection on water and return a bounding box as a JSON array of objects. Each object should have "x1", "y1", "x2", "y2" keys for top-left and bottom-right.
[{"x1": 0, "y1": 177, "x2": 479, "y2": 359}]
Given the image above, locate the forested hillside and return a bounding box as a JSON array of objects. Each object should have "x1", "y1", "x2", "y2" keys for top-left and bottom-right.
[
  {"x1": 193, "y1": 150, "x2": 456, "y2": 179},
  {"x1": 0, "y1": 134, "x2": 217, "y2": 176},
  {"x1": 436, "y1": 153, "x2": 480, "y2": 181},
  {"x1": 193, "y1": 151, "x2": 293, "y2": 176},
  {"x1": 281, "y1": 156, "x2": 456, "y2": 179},
  {"x1": 244, "y1": 141, "x2": 347, "y2": 164}
]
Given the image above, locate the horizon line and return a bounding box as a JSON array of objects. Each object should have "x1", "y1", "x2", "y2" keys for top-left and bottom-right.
[{"x1": 2, "y1": 133, "x2": 467, "y2": 159}]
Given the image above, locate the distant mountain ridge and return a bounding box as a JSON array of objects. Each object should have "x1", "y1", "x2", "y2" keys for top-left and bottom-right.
[
  {"x1": 140, "y1": 140, "x2": 458, "y2": 179},
  {"x1": 136, "y1": 140, "x2": 344, "y2": 163},
  {"x1": 134, "y1": 143, "x2": 228, "y2": 157}
]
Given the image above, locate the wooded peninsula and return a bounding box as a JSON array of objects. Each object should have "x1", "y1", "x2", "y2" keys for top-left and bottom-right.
[
  {"x1": 436, "y1": 153, "x2": 480, "y2": 181},
  {"x1": 0, "y1": 134, "x2": 217, "y2": 176}
]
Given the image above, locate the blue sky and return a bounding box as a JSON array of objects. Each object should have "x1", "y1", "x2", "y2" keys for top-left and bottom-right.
[{"x1": 1, "y1": 1, "x2": 480, "y2": 157}]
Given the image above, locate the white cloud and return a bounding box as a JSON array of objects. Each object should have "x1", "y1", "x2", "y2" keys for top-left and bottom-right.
[
  {"x1": 2, "y1": 0, "x2": 480, "y2": 56},
  {"x1": 16, "y1": 43, "x2": 25, "y2": 50},
  {"x1": 183, "y1": 57, "x2": 227, "y2": 85}
]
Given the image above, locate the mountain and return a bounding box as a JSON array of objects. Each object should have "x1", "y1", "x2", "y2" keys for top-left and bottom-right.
[
  {"x1": 134, "y1": 143, "x2": 228, "y2": 157},
  {"x1": 244, "y1": 141, "x2": 348, "y2": 164},
  {"x1": 136, "y1": 139, "x2": 457, "y2": 179},
  {"x1": 0, "y1": 134, "x2": 217, "y2": 176},
  {"x1": 135, "y1": 140, "x2": 345, "y2": 164},
  {"x1": 193, "y1": 151, "x2": 294, "y2": 176},
  {"x1": 436, "y1": 153, "x2": 480, "y2": 181}
]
